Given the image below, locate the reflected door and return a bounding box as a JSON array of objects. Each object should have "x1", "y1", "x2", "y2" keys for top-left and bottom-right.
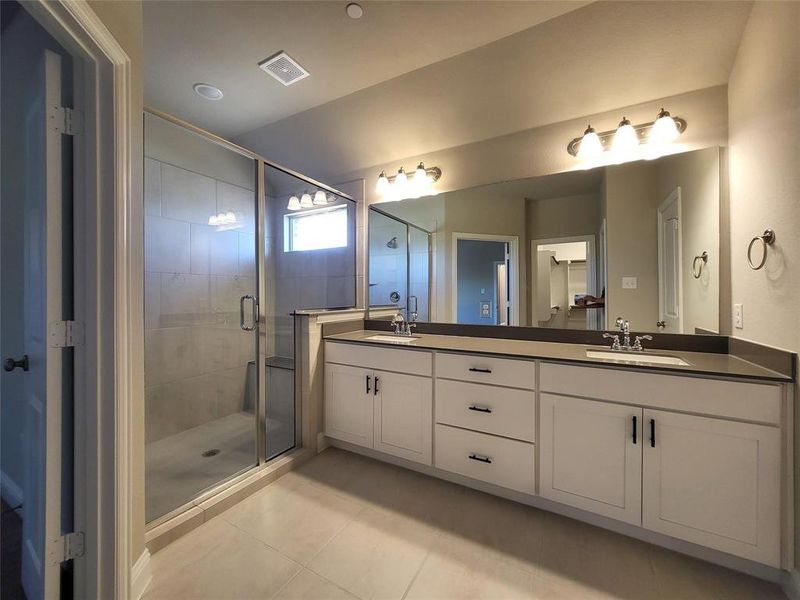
[{"x1": 658, "y1": 188, "x2": 682, "y2": 333}]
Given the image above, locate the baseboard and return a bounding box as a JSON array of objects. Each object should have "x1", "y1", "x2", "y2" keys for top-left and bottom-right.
[
  {"x1": 316, "y1": 432, "x2": 330, "y2": 452},
  {"x1": 0, "y1": 470, "x2": 23, "y2": 507},
  {"x1": 131, "y1": 549, "x2": 152, "y2": 600},
  {"x1": 783, "y1": 569, "x2": 800, "y2": 600}
]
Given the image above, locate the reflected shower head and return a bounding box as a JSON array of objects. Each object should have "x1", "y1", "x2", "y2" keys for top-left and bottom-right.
[{"x1": 387, "y1": 237, "x2": 398, "y2": 249}]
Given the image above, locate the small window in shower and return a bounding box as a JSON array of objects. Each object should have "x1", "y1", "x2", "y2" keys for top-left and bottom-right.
[{"x1": 284, "y1": 204, "x2": 347, "y2": 252}]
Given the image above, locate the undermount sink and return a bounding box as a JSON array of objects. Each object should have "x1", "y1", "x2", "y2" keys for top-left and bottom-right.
[
  {"x1": 585, "y1": 349, "x2": 690, "y2": 367},
  {"x1": 365, "y1": 334, "x2": 421, "y2": 344}
]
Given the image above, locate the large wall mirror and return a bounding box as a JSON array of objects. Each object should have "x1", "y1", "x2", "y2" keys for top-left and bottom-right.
[{"x1": 368, "y1": 147, "x2": 721, "y2": 335}]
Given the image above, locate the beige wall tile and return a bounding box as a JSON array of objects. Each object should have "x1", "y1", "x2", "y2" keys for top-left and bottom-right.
[
  {"x1": 145, "y1": 216, "x2": 190, "y2": 273},
  {"x1": 161, "y1": 163, "x2": 216, "y2": 225}
]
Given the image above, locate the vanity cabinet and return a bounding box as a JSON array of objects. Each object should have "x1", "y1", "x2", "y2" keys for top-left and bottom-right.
[
  {"x1": 324, "y1": 342, "x2": 433, "y2": 465},
  {"x1": 539, "y1": 394, "x2": 642, "y2": 525},
  {"x1": 642, "y1": 409, "x2": 780, "y2": 566}
]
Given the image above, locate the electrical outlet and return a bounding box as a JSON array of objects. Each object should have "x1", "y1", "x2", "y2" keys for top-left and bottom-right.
[
  {"x1": 622, "y1": 277, "x2": 638, "y2": 290},
  {"x1": 734, "y1": 303, "x2": 744, "y2": 329}
]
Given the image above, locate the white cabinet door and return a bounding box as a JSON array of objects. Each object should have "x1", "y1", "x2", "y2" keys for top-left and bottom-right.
[
  {"x1": 373, "y1": 370, "x2": 432, "y2": 465},
  {"x1": 324, "y1": 363, "x2": 374, "y2": 448},
  {"x1": 642, "y1": 409, "x2": 781, "y2": 566},
  {"x1": 540, "y1": 394, "x2": 643, "y2": 525}
]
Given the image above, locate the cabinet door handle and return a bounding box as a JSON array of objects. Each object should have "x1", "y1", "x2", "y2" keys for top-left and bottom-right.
[
  {"x1": 632, "y1": 415, "x2": 637, "y2": 445},
  {"x1": 468, "y1": 453, "x2": 492, "y2": 464},
  {"x1": 468, "y1": 405, "x2": 492, "y2": 414},
  {"x1": 468, "y1": 367, "x2": 492, "y2": 374},
  {"x1": 366, "y1": 375, "x2": 371, "y2": 394},
  {"x1": 374, "y1": 376, "x2": 380, "y2": 395},
  {"x1": 650, "y1": 418, "x2": 656, "y2": 448}
]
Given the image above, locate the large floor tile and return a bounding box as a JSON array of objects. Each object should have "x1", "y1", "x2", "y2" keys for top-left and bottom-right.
[
  {"x1": 307, "y1": 506, "x2": 439, "y2": 600},
  {"x1": 404, "y1": 532, "x2": 536, "y2": 600},
  {"x1": 273, "y1": 569, "x2": 359, "y2": 600},
  {"x1": 144, "y1": 517, "x2": 300, "y2": 599},
  {"x1": 223, "y1": 479, "x2": 364, "y2": 565}
]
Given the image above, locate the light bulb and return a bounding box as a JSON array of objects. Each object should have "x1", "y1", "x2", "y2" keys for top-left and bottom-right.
[
  {"x1": 576, "y1": 125, "x2": 603, "y2": 160},
  {"x1": 376, "y1": 171, "x2": 389, "y2": 196},
  {"x1": 651, "y1": 108, "x2": 680, "y2": 145},
  {"x1": 412, "y1": 162, "x2": 430, "y2": 197},
  {"x1": 287, "y1": 195, "x2": 301, "y2": 210},
  {"x1": 394, "y1": 167, "x2": 409, "y2": 199},
  {"x1": 313, "y1": 190, "x2": 327, "y2": 205},
  {"x1": 611, "y1": 117, "x2": 639, "y2": 160},
  {"x1": 300, "y1": 191, "x2": 313, "y2": 208}
]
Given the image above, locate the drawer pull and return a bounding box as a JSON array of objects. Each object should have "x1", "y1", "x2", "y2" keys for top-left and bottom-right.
[
  {"x1": 468, "y1": 367, "x2": 492, "y2": 374},
  {"x1": 468, "y1": 453, "x2": 492, "y2": 464},
  {"x1": 468, "y1": 405, "x2": 492, "y2": 414}
]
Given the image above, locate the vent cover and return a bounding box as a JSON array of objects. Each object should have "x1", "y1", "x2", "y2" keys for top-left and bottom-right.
[{"x1": 258, "y1": 51, "x2": 310, "y2": 86}]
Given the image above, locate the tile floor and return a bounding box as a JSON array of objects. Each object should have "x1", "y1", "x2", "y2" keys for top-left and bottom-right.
[{"x1": 144, "y1": 447, "x2": 787, "y2": 600}]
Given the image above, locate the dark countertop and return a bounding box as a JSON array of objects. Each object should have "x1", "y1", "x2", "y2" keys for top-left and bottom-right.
[{"x1": 325, "y1": 330, "x2": 791, "y2": 383}]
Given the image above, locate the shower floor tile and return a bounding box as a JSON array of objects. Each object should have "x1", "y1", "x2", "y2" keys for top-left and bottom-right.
[{"x1": 146, "y1": 412, "x2": 294, "y2": 522}]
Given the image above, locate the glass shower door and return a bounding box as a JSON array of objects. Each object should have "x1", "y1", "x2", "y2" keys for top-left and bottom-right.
[
  {"x1": 144, "y1": 113, "x2": 259, "y2": 522},
  {"x1": 368, "y1": 210, "x2": 408, "y2": 312}
]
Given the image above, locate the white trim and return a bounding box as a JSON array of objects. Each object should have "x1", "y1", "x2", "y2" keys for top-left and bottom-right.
[
  {"x1": 21, "y1": 2, "x2": 134, "y2": 599},
  {"x1": 0, "y1": 471, "x2": 24, "y2": 508},
  {"x1": 130, "y1": 550, "x2": 152, "y2": 600},
  {"x1": 451, "y1": 232, "x2": 520, "y2": 326}
]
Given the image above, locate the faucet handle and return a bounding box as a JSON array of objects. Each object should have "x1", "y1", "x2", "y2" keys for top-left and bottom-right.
[
  {"x1": 632, "y1": 334, "x2": 653, "y2": 351},
  {"x1": 602, "y1": 332, "x2": 621, "y2": 350}
]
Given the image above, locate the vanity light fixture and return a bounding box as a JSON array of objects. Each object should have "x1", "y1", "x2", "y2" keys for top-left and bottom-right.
[
  {"x1": 299, "y1": 191, "x2": 314, "y2": 208},
  {"x1": 568, "y1": 109, "x2": 687, "y2": 162},
  {"x1": 375, "y1": 163, "x2": 442, "y2": 201},
  {"x1": 287, "y1": 195, "x2": 301, "y2": 211},
  {"x1": 313, "y1": 190, "x2": 328, "y2": 205}
]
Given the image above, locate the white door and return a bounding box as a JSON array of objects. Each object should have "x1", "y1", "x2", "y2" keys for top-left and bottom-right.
[
  {"x1": 642, "y1": 409, "x2": 781, "y2": 566},
  {"x1": 19, "y1": 50, "x2": 70, "y2": 600},
  {"x1": 373, "y1": 371, "x2": 432, "y2": 465},
  {"x1": 324, "y1": 363, "x2": 374, "y2": 447},
  {"x1": 657, "y1": 188, "x2": 682, "y2": 333},
  {"x1": 540, "y1": 394, "x2": 643, "y2": 525}
]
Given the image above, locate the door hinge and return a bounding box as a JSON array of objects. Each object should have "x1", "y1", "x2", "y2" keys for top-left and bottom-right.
[
  {"x1": 47, "y1": 532, "x2": 85, "y2": 565},
  {"x1": 49, "y1": 320, "x2": 83, "y2": 348},
  {"x1": 49, "y1": 106, "x2": 84, "y2": 136}
]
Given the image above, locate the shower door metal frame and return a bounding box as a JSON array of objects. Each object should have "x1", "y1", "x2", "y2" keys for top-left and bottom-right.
[
  {"x1": 142, "y1": 108, "x2": 355, "y2": 527},
  {"x1": 366, "y1": 205, "x2": 433, "y2": 321}
]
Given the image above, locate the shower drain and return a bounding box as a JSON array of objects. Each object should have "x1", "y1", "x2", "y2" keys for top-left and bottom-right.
[{"x1": 201, "y1": 448, "x2": 221, "y2": 458}]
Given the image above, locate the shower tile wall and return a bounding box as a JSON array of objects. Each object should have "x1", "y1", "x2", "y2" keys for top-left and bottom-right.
[{"x1": 144, "y1": 157, "x2": 256, "y2": 443}]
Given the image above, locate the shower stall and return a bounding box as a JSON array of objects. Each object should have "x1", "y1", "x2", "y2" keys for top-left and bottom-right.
[
  {"x1": 143, "y1": 112, "x2": 356, "y2": 523},
  {"x1": 368, "y1": 207, "x2": 432, "y2": 321}
]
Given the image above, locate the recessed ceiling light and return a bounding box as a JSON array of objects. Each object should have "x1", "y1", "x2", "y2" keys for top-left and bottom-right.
[
  {"x1": 193, "y1": 83, "x2": 224, "y2": 101},
  {"x1": 346, "y1": 3, "x2": 363, "y2": 19}
]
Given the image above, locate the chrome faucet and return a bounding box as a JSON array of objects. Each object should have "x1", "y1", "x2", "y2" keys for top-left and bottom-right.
[
  {"x1": 390, "y1": 312, "x2": 416, "y2": 337},
  {"x1": 603, "y1": 317, "x2": 653, "y2": 351}
]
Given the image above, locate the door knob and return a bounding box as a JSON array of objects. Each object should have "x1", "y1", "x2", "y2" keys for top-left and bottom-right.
[
  {"x1": 656, "y1": 321, "x2": 666, "y2": 329},
  {"x1": 3, "y1": 355, "x2": 29, "y2": 372}
]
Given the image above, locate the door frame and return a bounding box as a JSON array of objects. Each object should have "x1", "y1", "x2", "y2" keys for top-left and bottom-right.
[
  {"x1": 530, "y1": 235, "x2": 597, "y2": 326},
  {"x1": 657, "y1": 187, "x2": 683, "y2": 333},
  {"x1": 21, "y1": 1, "x2": 135, "y2": 598},
  {"x1": 451, "y1": 232, "x2": 520, "y2": 326}
]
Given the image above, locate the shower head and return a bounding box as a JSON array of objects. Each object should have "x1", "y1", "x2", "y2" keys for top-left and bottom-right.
[{"x1": 386, "y1": 237, "x2": 398, "y2": 249}]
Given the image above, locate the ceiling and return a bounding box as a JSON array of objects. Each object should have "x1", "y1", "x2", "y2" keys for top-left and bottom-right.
[{"x1": 143, "y1": 1, "x2": 589, "y2": 137}]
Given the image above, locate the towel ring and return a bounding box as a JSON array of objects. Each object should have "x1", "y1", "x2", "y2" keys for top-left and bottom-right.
[
  {"x1": 747, "y1": 229, "x2": 775, "y2": 270},
  {"x1": 692, "y1": 251, "x2": 708, "y2": 279}
]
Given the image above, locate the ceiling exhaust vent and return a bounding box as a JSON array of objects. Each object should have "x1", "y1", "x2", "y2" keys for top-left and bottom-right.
[{"x1": 258, "y1": 51, "x2": 310, "y2": 86}]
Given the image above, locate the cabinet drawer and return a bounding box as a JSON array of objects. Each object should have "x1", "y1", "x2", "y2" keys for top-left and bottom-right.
[
  {"x1": 540, "y1": 362, "x2": 782, "y2": 425},
  {"x1": 326, "y1": 341, "x2": 432, "y2": 377},
  {"x1": 436, "y1": 380, "x2": 535, "y2": 442},
  {"x1": 435, "y1": 424, "x2": 535, "y2": 494},
  {"x1": 436, "y1": 352, "x2": 535, "y2": 390}
]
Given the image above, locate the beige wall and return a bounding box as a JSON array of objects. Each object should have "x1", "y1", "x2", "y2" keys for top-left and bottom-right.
[
  {"x1": 728, "y1": 1, "x2": 800, "y2": 352},
  {"x1": 88, "y1": 0, "x2": 146, "y2": 564}
]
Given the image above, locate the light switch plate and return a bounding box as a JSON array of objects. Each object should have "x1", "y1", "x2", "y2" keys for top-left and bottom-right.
[
  {"x1": 622, "y1": 277, "x2": 638, "y2": 289},
  {"x1": 734, "y1": 303, "x2": 743, "y2": 329}
]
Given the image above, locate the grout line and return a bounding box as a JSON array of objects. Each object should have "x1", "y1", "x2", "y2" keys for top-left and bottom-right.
[{"x1": 400, "y1": 543, "x2": 436, "y2": 600}]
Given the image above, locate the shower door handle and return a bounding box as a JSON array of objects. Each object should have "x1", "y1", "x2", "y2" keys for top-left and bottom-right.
[{"x1": 239, "y1": 295, "x2": 258, "y2": 331}]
